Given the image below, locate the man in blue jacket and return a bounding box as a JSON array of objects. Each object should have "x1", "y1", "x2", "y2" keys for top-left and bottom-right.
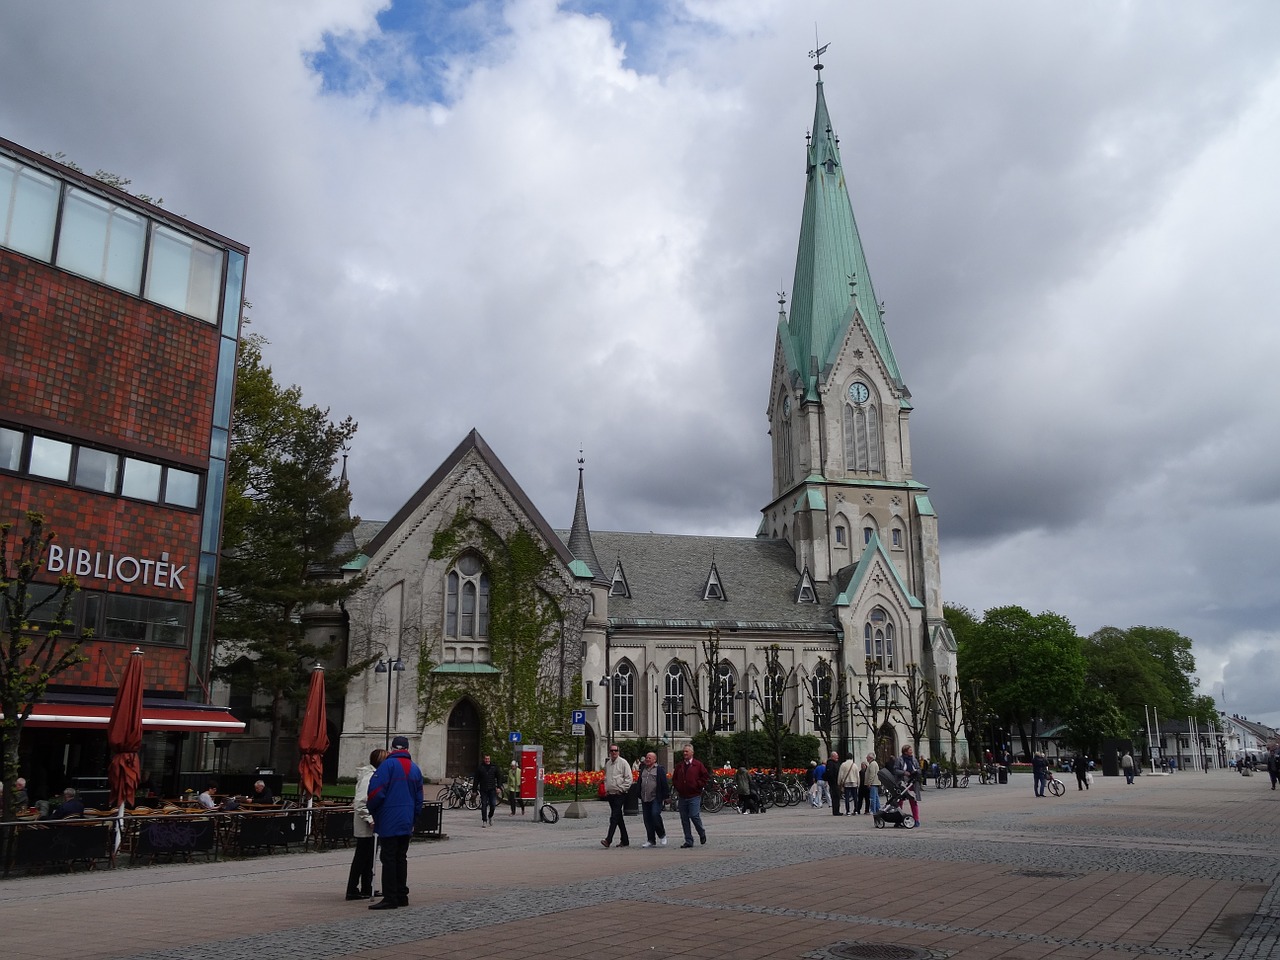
[{"x1": 366, "y1": 735, "x2": 424, "y2": 910}]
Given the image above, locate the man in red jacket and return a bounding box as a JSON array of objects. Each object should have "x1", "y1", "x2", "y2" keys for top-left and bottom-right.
[{"x1": 671, "y1": 744, "x2": 709, "y2": 848}]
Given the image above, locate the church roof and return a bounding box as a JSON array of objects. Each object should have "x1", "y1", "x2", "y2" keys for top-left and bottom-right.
[
  {"x1": 781, "y1": 68, "x2": 904, "y2": 393},
  {"x1": 360, "y1": 429, "x2": 577, "y2": 570},
  {"x1": 557, "y1": 530, "x2": 838, "y2": 634}
]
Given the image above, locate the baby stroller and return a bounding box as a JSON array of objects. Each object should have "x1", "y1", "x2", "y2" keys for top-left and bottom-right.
[{"x1": 874, "y1": 767, "x2": 917, "y2": 829}]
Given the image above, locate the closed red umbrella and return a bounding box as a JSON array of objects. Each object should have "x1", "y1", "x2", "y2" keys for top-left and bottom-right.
[
  {"x1": 107, "y1": 648, "x2": 145, "y2": 810},
  {"x1": 298, "y1": 666, "x2": 329, "y2": 799}
]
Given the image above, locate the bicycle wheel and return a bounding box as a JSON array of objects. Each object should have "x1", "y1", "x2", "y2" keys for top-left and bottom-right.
[
  {"x1": 702, "y1": 787, "x2": 724, "y2": 814},
  {"x1": 436, "y1": 785, "x2": 453, "y2": 804},
  {"x1": 937, "y1": 773, "x2": 952, "y2": 789},
  {"x1": 539, "y1": 803, "x2": 559, "y2": 823},
  {"x1": 1048, "y1": 779, "x2": 1065, "y2": 797},
  {"x1": 958, "y1": 773, "x2": 970, "y2": 788},
  {"x1": 465, "y1": 790, "x2": 480, "y2": 811}
]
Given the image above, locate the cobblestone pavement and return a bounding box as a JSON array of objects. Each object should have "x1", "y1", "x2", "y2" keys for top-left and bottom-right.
[{"x1": 3, "y1": 770, "x2": 1276, "y2": 960}]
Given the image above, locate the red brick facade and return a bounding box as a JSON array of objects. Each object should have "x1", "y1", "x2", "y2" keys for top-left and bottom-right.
[{"x1": 0, "y1": 252, "x2": 217, "y2": 462}]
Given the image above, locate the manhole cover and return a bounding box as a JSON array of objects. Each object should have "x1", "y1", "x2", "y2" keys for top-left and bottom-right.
[{"x1": 825, "y1": 944, "x2": 934, "y2": 960}]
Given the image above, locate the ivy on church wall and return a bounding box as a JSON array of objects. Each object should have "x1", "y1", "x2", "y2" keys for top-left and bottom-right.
[{"x1": 420, "y1": 509, "x2": 578, "y2": 760}]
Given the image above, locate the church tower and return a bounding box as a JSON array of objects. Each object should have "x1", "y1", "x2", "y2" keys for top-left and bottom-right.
[{"x1": 763, "y1": 55, "x2": 955, "y2": 725}]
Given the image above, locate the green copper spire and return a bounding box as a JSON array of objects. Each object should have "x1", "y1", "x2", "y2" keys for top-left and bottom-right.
[{"x1": 781, "y1": 66, "x2": 903, "y2": 393}]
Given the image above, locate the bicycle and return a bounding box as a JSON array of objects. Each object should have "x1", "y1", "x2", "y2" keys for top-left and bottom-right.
[
  {"x1": 956, "y1": 769, "x2": 970, "y2": 788},
  {"x1": 538, "y1": 803, "x2": 559, "y2": 823},
  {"x1": 978, "y1": 764, "x2": 997, "y2": 785},
  {"x1": 1045, "y1": 771, "x2": 1065, "y2": 797},
  {"x1": 935, "y1": 770, "x2": 953, "y2": 789}
]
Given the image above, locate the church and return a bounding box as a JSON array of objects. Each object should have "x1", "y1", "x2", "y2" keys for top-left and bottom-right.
[{"x1": 327, "y1": 60, "x2": 961, "y2": 781}]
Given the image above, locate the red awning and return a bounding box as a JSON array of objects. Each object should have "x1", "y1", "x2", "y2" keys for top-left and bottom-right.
[{"x1": 14, "y1": 700, "x2": 245, "y2": 732}]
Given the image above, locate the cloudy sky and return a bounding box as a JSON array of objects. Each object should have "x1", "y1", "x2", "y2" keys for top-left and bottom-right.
[{"x1": 3, "y1": 1, "x2": 1278, "y2": 725}]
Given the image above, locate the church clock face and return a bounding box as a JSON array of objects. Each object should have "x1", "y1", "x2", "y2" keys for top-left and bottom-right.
[{"x1": 848, "y1": 381, "x2": 870, "y2": 404}]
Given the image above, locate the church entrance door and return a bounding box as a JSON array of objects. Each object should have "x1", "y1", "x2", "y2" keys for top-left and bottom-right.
[{"x1": 446, "y1": 699, "x2": 482, "y2": 777}]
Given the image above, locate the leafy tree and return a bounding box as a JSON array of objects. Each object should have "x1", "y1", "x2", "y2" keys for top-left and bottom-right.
[
  {"x1": 1, "y1": 513, "x2": 88, "y2": 821},
  {"x1": 957, "y1": 605, "x2": 1085, "y2": 760},
  {"x1": 1061, "y1": 686, "x2": 1129, "y2": 754},
  {"x1": 212, "y1": 334, "x2": 365, "y2": 766}
]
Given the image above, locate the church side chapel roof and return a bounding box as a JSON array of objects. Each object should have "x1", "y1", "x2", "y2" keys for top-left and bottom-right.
[
  {"x1": 780, "y1": 65, "x2": 905, "y2": 396},
  {"x1": 557, "y1": 530, "x2": 838, "y2": 634}
]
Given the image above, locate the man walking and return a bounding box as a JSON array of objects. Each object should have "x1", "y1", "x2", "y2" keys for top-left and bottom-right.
[
  {"x1": 672, "y1": 743, "x2": 709, "y2": 847},
  {"x1": 474, "y1": 753, "x2": 502, "y2": 827},
  {"x1": 601, "y1": 744, "x2": 632, "y2": 848},
  {"x1": 367, "y1": 735, "x2": 423, "y2": 910},
  {"x1": 837, "y1": 752, "x2": 858, "y2": 815},
  {"x1": 1121, "y1": 751, "x2": 1135, "y2": 785},
  {"x1": 638, "y1": 751, "x2": 669, "y2": 845},
  {"x1": 824, "y1": 752, "x2": 843, "y2": 816},
  {"x1": 1074, "y1": 753, "x2": 1090, "y2": 791},
  {"x1": 865, "y1": 753, "x2": 881, "y2": 815}
]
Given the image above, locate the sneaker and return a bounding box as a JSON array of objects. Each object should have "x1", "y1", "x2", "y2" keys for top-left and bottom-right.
[
  {"x1": 658, "y1": 837, "x2": 667, "y2": 846},
  {"x1": 641, "y1": 841, "x2": 654, "y2": 848}
]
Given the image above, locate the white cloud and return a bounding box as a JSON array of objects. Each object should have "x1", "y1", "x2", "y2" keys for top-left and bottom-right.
[{"x1": 3, "y1": 0, "x2": 1279, "y2": 717}]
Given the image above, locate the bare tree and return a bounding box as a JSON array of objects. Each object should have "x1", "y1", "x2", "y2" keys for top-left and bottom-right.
[
  {"x1": 934, "y1": 673, "x2": 965, "y2": 771},
  {"x1": 748, "y1": 645, "x2": 805, "y2": 775},
  {"x1": 899, "y1": 662, "x2": 934, "y2": 760},
  {"x1": 675, "y1": 628, "x2": 725, "y2": 766},
  {"x1": 849, "y1": 658, "x2": 902, "y2": 764}
]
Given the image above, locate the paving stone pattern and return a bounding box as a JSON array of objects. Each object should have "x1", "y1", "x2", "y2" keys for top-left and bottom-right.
[{"x1": 2, "y1": 770, "x2": 1275, "y2": 960}]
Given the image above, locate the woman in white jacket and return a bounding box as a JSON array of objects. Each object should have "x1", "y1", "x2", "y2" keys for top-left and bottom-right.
[{"x1": 346, "y1": 749, "x2": 384, "y2": 900}]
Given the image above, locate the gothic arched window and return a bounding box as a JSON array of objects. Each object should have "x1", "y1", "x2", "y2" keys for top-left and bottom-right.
[
  {"x1": 843, "y1": 399, "x2": 882, "y2": 475},
  {"x1": 763, "y1": 662, "x2": 786, "y2": 724},
  {"x1": 612, "y1": 661, "x2": 636, "y2": 733},
  {"x1": 446, "y1": 553, "x2": 489, "y2": 639},
  {"x1": 863, "y1": 606, "x2": 895, "y2": 670},
  {"x1": 811, "y1": 662, "x2": 833, "y2": 732},
  {"x1": 712, "y1": 661, "x2": 737, "y2": 732},
  {"x1": 663, "y1": 662, "x2": 685, "y2": 733}
]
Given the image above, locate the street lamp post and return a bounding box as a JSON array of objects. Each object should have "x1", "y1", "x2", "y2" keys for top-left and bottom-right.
[{"x1": 375, "y1": 657, "x2": 405, "y2": 750}]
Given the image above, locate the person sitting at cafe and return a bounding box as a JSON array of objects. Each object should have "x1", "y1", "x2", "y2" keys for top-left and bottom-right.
[
  {"x1": 13, "y1": 777, "x2": 29, "y2": 810},
  {"x1": 197, "y1": 780, "x2": 220, "y2": 810},
  {"x1": 51, "y1": 787, "x2": 85, "y2": 819},
  {"x1": 248, "y1": 780, "x2": 275, "y2": 804}
]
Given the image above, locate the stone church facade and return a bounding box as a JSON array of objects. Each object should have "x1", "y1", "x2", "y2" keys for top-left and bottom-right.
[{"x1": 328, "y1": 64, "x2": 961, "y2": 781}]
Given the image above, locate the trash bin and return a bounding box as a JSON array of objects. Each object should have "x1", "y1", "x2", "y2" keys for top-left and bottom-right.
[
  {"x1": 624, "y1": 786, "x2": 640, "y2": 815},
  {"x1": 997, "y1": 766, "x2": 1008, "y2": 784}
]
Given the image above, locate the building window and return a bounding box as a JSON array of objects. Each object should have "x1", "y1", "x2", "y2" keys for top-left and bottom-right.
[
  {"x1": 612, "y1": 661, "x2": 636, "y2": 733},
  {"x1": 863, "y1": 526, "x2": 873, "y2": 545},
  {"x1": 29, "y1": 436, "x2": 72, "y2": 481},
  {"x1": 122, "y1": 458, "x2": 162, "y2": 501},
  {"x1": 56, "y1": 187, "x2": 146, "y2": 295},
  {"x1": 445, "y1": 553, "x2": 490, "y2": 639},
  {"x1": 891, "y1": 527, "x2": 902, "y2": 549},
  {"x1": 74, "y1": 447, "x2": 119, "y2": 494},
  {"x1": 0, "y1": 156, "x2": 58, "y2": 261},
  {"x1": 834, "y1": 525, "x2": 845, "y2": 545},
  {"x1": 664, "y1": 663, "x2": 685, "y2": 733},
  {"x1": 145, "y1": 223, "x2": 224, "y2": 323},
  {"x1": 763, "y1": 664, "x2": 785, "y2": 724},
  {"x1": 712, "y1": 661, "x2": 737, "y2": 732},
  {"x1": 0, "y1": 426, "x2": 22, "y2": 472},
  {"x1": 811, "y1": 663, "x2": 833, "y2": 732},
  {"x1": 102, "y1": 594, "x2": 187, "y2": 645},
  {"x1": 843, "y1": 401, "x2": 882, "y2": 474},
  {"x1": 164, "y1": 468, "x2": 201, "y2": 508},
  {"x1": 864, "y1": 606, "x2": 896, "y2": 670}
]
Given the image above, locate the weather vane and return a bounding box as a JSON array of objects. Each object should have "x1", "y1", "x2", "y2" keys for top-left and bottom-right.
[{"x1": 808, "y1": 27, "x2": 829, "y2": 72}]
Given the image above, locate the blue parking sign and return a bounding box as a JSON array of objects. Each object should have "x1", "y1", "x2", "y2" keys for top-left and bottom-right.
[{"x1": 571, "y1": 710, "x2": 586, "y2": 725}]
